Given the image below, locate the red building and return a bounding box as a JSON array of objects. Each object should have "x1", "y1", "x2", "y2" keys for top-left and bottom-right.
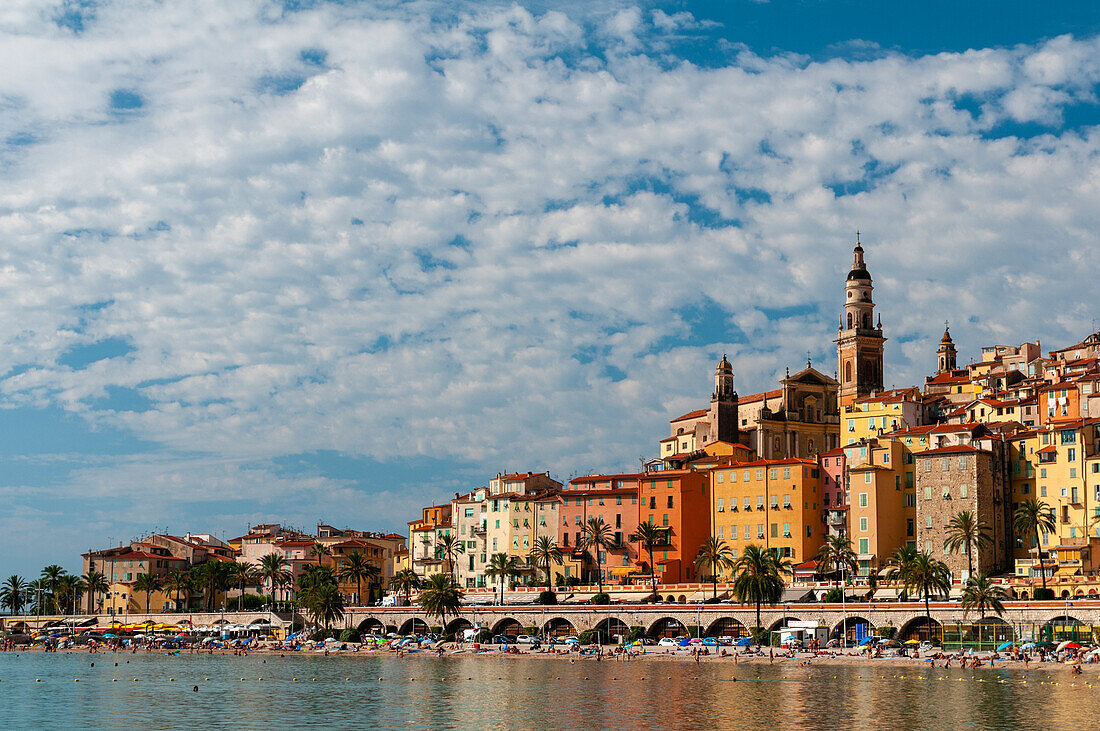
[{"x1": 560, "y1": 473, "x2": 642, "y2": 585}]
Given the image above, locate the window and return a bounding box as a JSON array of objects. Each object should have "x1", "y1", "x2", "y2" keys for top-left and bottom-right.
[
  {"x1": 667, "y1": 495, "x2": 674, "y2": 509},
  {"x1": 1040, "y1": 485, "x2": 1047, "y2": 497},
  {"x1": 864, "y1": 472, "x2": 872, "y2": 484},
  {"x1": 769, "y1": 468, "x2": 778, "y2": 480},
  {"x1": 756, "y1": 470, "x2": 763, "y2": 480},
  {"x1": 718, "y1": 526, "x2": 725, "y2": 539},
  {"x1": 662, "y1": 514, "x2": 669, "y2": 527},
  {"x1": 717, "y1": 498, "x2": 725, "y2": 513},
  {"x1": 859, "y1": 538, "x2": 869, "y2": 554},
  {"x1": 783, "y1": 494, "x2": 791, "y2": 508},
  {"x1": 960, "y1": 484, "x2": 968, "y2": 499},
  {"x1": 859, "y1": 493, "x2": 868, "y2": 507},
  {"x1": 783, "y1": 468, "x2": 790, "y2": 479},
  {"x1": 730, "y1": 525, "x2": 738, "y2": 540},
  {"x1": 757, "y1": 524, "x2": 764, "y2": 539},
  {"x1": 616, "y1": 496, "x2": 622, "y2": 505},
  {"x1": 716, "y1": 472, "x2": 724, "y2": 483},
  {"x1": 770, "y1": 495, "x2": 779, "y2": 509},
  {"x1": 756, "y1": 496, "x2": 764, "y2": 510},
  {"x1": 924, "y1": 485, "x2": 932, "y2": 500},
  {"x1": 859, "y1": 517, "x2": 868, "y2": 532},
  {"x1": 783, "y1": 523, "x2": 791, "y2": 538},
  {"x1": 926, "y1": 516, "x2": 933, "y2": 528},
  {"x1": 959, "y1": 454, "x2": 967, "y2": 469},
  {"x1": 744, "y1": 497, "x2": 751, "y2": 510},
  {"x1": 771, "y1": 523, "x2": 778, "y2": 538}
]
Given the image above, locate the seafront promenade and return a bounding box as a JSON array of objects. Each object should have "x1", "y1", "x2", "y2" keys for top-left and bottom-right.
[{"x1": 6, "y1": 599, "x2": 1098, "y2": 644}]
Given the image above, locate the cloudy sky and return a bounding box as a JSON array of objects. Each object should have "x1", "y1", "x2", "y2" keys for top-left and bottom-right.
[{"x1": 2, "y1": 0, "x2": 1100, "y2": 576}]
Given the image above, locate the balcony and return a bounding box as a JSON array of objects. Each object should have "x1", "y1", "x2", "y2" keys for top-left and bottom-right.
[{"x1": 471, "y1": 523, "x2": 487, "y2": 534}]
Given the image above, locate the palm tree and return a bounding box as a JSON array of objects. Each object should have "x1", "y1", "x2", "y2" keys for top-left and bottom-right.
[
  {"x1": 732, "y1": 544, "x2": 791, "y2": 636},
  {"x1": 390, "y1": 569, "x2": 422, "y2": 606},
  {"x1": 229, "y1": 561, "x2": 260, "y2": 610},
  {"x1": 1, "y1": 575, "x2": 26, "y2": 615},
  {"x1": 903, "y1": 551, "x2": 951, "y2": 625},
  {"x1": 961, "y1": 573, "x2": 1007, "y2": 619},
  {"x1": 29, "y1": 578, "x2": 52, "y2": 617},
  {"x1": 694, "y1": 537, "x2": 735, "y2": 600},
  {"x1": 815, "y1": 534, "x2": 857, "y2": 589},
  {"x1": 193, "y1": 561, "x2": 233, "y2": 611},
  {"x1": 310, "y1": 542, "x2": 332, "y2": 566},
  {"x1": 132, "y1": 573, "x2": 161, "y2": 614},
  {"x1": 418, "y1": 573, "x2": 464, "y2": 627},
  {"x1": 943, "y1": 510, "x2": 994, "y2": 581},
  {"x1": 1014, "y1": 499, "x2": 1056, "y2": 592},
  {"x1": 305, "y1": 583, "x2": 345, "y2": 633},
  {"x1": 884, "y1": 545, "x2": 918, "y2": 594},
  {"x1": 438, "y1": 534, "x2": 466, "y2": 581},
  {"x1": 84, "y1": 571, "x2": 108, "y2": 615},
  {"x1": 338, "y1": 551, "x2": 378, "y2": 606},
  {"x1": 581, "y1": 516, "x2": 614, "y2": 595},
  {"x1": 527, "y1": 536, "x2": 563, "y2": 591},
  {"x1": 485, "y1": 553, "x2": 522, "y2": 605},
  {"x1": 40, "y1": 565, "x2": 65, "y2": 611},
  {"x1": 69, "y1": 577, "x2": 87, "y2": 616},
  {"x1": 631, "y1": 521, "x2": 664, "y2": 595},
  {"x1": 55, "y1": 574, "x2": 79, "y2": 615},
  {"x1": 259, "y1": 553, "x2": 293, "y2": 609},
  {"x1": 162, "y1": 570, "x2": 191, "y2": 612}
]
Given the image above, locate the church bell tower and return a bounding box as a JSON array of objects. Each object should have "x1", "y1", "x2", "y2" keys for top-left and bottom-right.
[
  {"x1": 835, "y1": 236, "x2": 886, "y2": 406},
  {"x1": 709, "y1": 354, "x2": 739, "y2": 443}
]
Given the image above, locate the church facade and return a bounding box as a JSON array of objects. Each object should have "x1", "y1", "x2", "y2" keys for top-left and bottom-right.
[{"x1": 661, "y1": 239, "x2": 891, "y2": 463}]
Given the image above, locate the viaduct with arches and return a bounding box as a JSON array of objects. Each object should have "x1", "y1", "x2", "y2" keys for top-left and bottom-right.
[{"x1": 346, "y1": 601, "x2": 1100, "y2": 642}]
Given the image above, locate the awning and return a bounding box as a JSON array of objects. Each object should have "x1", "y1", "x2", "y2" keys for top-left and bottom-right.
[
  {"x1": 686, "y1": 591, "x2": 707, "y2": 602},
  {"x1": 779, "y1": 588, "x2": 813, "y2": 603},
  {"x1": 872, "y1": 588, "x2": 901, "y2": 601},
  {"x1": 502, "y1": 594, "x2": 531, "y2": 604},
  {"x1": 948, "y1": 585, "x2": 965, "y2": 599},
  {"x1": 1055, "y1": 567, "x2": 1081, "y2": 577},
  {"x1": 466, "y1": 595, "x2": 495, "y2": 605},
  {"x1": 609, "y1": 567, "x2": 635, "y2": 575}
]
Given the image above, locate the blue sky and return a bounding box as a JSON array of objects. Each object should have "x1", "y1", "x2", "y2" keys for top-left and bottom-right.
[{"x1": 1, "y1": 0, "x2": 1099, "y2": 577}]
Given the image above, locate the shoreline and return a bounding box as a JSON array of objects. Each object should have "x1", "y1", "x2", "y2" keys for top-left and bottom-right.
[{"x1": 10, "y1": 644, "x2": 1096, "y2": 675}]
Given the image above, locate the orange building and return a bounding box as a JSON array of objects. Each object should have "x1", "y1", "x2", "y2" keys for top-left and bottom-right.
[
  {"x1": 638, "y1": 470, "x2": 711, "y2": 584},
  {"x1": 1038, "y1": 381, "x2": 1082, "y2": 425},
  {"x1": 709, "y1": 459, "x2": 825, "y2": 571}
]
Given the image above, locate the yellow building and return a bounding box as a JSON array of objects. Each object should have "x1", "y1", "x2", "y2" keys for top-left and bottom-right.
[
  {"x1": 709, "y1": 458, "x2": 824, "y2": 572},
  {"x1": 842, "y1": 388, "x2": 925, "y2": 444},
  {"x1": 1034, "y1": 420, "x2": 1100, "y2": 549},
  {"x1": 846, "y1": 438, "x2": 915, "y2": 576}
]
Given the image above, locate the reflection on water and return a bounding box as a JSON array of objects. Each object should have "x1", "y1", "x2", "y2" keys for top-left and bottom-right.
[{"x1": 1, "y1": 651, "x2": 1099, "y2": 730}]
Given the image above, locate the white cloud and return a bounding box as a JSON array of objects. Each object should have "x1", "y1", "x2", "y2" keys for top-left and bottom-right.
[{"x1": 1, "y1": 2, "x2": 1099, "y2": 570}]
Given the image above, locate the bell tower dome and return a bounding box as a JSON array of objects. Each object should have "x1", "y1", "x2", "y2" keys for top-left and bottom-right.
[
  {"x1": 835, "y1": 235, "x2": 886, "y2": 406},
  {"x1": 709, "y1": 354, "x2": 739, "y2": 443}
]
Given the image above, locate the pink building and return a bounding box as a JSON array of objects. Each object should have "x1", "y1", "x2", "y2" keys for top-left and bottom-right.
[
  {"x1": 560, "y1": 473, "x2": 642, "y2": 585},
  {"x1": 819, "y1": 447, "x2": 847, "y2": 539}
]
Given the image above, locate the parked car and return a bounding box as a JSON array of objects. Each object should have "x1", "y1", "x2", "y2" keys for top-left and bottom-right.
[
  {"x1": 657, "y1": 637, "x2": 679, "y2": 647},
  {"x1": 516, "y1": 635, "x2": 539, "y2": 644},
  {"x1": 701, "y1": 638, "x2": 719, "y2": 647},
  {"x1": 492, "y1": 634, "x2": 519, "y2": 645},
  {"x1": 640, "y1": 638, "x2": 657, "y2": 646}
]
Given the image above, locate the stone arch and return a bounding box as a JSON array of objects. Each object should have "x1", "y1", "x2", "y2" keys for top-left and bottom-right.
[
  {"x1": 832, "y1": 615, "x2": 874, "y2": 644},
  {"x1": 594, "y1": 617, "x2": 629, "y2": 642},
  {"x1": 899, "y1": 616, "x2": 941, "y2": 644},
  {"x1": 647, "y1": 617, "x2": 687, "y2": 638},
  {"x1": 357, "y1": 617, "x2": 385, "y2": 635},
  {"x1": 844, "y1": 361, "x2": 852, "y2": 383},
  {"x1": 398, "y1": 618, "x2": 430, "y2": 635},
  {"x1": 444, "y1": 618, "x2": 473, "y2": 636},
  {"x1": 1060, "y1": 589, "x2": 1071, "y2": 598},
  {"x1": 1043, "y1": 615, "x2": 1086, "y2": 642},
  {"x1": 705, "y1": 617, "x2": 747, "y2": 638},
  {"x1": 767, "y1": 616, "x2": 802, "y2": 632},
  {"x1": 491, "y1": 617, "x2": 523, "y2": 635},
  {"x1": 664, "y1": 595, "x2": 676, "y2": 603},
  {"x1": 543, "y1": 617, "x2": 576, "y2": 638},
  {"x1": 677, "y1": 595, "x2": 687, "y2": 604}
]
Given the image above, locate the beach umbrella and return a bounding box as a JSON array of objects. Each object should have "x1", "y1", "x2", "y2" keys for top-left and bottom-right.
[
  {"x1": 735, "y1": 638, "x2": 752, "y2": 647},
  {"x1": 859, "y1": 636, "x2": 875, "y2": 646},
  {"x1": 1057, "y1": 641, "x2": 1081, "y2": 652},
  {"x1": 904, "y1": 640, "x2": 920, "y2": 645},
  {"x1": 996, "y1": 641, "x2": 1013, "y2": 652},
  {"x1": 678, "y1": 637, "x2": 691, "y2": 647},
  {"x1": 1021, "y1": 642, "x2": 1036, "y2": 650}
]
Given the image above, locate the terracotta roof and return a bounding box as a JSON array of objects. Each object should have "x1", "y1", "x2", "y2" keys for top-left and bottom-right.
[
  {"x1": 106, "y1": 551, "x2": 184, "y2": 561},
  {"x1": 739, "y1": 389, "x2": 783, "y2": 405},
  {"x1": 1035, "y1": 445, "x2": 1057, "y2": 454},
  {"x1": 570, "y1": 473, "x2": 646, "y2": 483},
  {"x1": 820, "y1": 447, "x2": 846, "y2": 457},
  {"x1": 915, "y1": 445, "x2": 992, "y2": 456},
  {"x1": 671, "y1": 408, "x2": 709, "y2": 423}
]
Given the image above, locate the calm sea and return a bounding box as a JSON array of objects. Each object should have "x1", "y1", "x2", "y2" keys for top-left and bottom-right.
[{"x1": 1, "y1": 651, "x2": 1098, "y2": 729}]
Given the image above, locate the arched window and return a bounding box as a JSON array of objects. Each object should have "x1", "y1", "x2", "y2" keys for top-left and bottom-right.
[
  {"x1": 844, "y1": 361, "x2": 852, "y2": 383},
  {"x1": 863, "y1": 313, "x2": 871, "y2": 329}
]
